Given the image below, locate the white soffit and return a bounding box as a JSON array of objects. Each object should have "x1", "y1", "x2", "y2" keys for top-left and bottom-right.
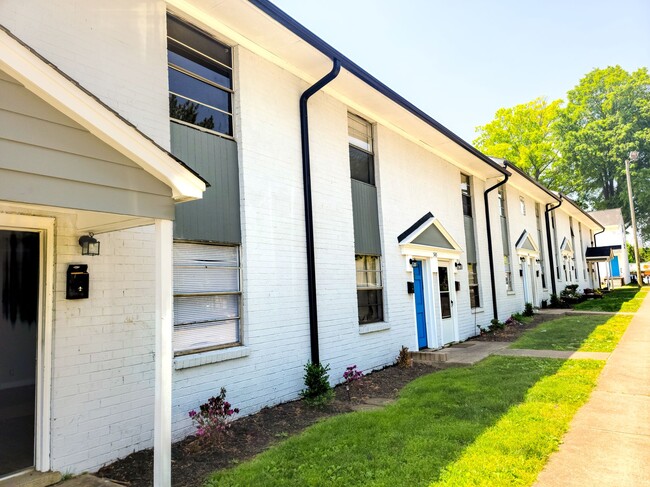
[
  {"x1": 0, "y1": 26, "x2": 206, "y2": 203},
  {"x1": 169, "y1": 0, "x2": 504, "y2": 180}
]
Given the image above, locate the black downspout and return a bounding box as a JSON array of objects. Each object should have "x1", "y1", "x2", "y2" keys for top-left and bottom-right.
[
  {"x1": 299, "y1": 59, "x2": 341, "y2": 365},
  {"x1": 544, "y1": 198, "x2": 563, "y2": 296},
  {"x1": 484, "y1": 174, "x2": 510, "y2": 321}
]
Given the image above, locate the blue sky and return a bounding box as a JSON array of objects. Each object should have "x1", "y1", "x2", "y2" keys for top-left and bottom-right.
[{"x1": 272, "y1": 0, "x2": 650, "y2": 142}]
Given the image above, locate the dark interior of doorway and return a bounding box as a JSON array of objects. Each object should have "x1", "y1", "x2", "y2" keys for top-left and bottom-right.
[{"x1": 0, "y1": 230, "x2": 39, "y2": 477}]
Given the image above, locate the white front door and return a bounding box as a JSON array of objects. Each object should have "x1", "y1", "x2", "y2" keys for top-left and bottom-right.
[{"x1": 437, "y1": 263, "x2": 456, "y2": 345}]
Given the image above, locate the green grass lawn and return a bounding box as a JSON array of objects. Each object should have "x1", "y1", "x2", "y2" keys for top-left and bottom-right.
[
  {"x1": 205, "y1": 357, "x2": 603, "y2": 487},
  {"x1": 573, "y1": 285, "x2": 647, "y2": 312},
  {"x1": 510, "y1": 314, "x2": 632, "y2": 352}
]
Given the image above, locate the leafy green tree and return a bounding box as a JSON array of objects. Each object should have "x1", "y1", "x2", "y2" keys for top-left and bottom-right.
[
  {"x1": 554, "y1": 66, "x2": 650, "y2": 239},
  {"x1": 474, "y1": 97, "x2": 562, "y2": 184},
  {"x1": 627, "y1": 242, "x2": 650, "y2": 263}
]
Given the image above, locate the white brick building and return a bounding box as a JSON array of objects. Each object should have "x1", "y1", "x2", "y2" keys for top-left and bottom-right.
[{"x1": 0, "y1": 1, "x2": 604, "y2": 484}]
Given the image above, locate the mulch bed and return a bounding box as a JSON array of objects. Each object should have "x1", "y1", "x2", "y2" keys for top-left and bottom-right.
[
  {"x1": 98, "y1": 312, "x2": 564, "y2": 487},
  {"x1": 97, "y1": 362, "x2": 448, "y2": 487}
]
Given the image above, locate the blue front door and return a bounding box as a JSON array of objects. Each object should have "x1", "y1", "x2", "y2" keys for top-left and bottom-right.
[
  {"x1": 611, "y1": 256, "x2": 620, "y2": 277},
  {"x1": 413, "y1": 261, "x2": 428, "y2": 349}
]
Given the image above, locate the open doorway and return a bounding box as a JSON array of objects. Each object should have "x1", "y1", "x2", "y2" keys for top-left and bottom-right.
[{"x1": 0, "y1": 230, "x2": 40, "y2": 477}]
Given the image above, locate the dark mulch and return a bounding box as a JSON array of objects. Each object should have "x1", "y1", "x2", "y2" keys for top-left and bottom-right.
[
  {"x1": 472, "y1": 312, "x2": 564, "y2": 342},
  {"x1": 97, "y1": 312, "x2": 566, "y2": 487},
  {"x1": 97, "y1": 362, "x2": 448, "y2": 487}
]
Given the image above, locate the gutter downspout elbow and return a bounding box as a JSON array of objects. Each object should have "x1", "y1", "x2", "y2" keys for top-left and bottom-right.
[
  {"x1": 544, "y1": 196, "x2": 563, "y2": 296},
  {"x1": 299, "y1": 59, "x2": 341, "y2": 365},
  {"x1": 484, "y1": 173, "x2": 510, "y2": 321}
]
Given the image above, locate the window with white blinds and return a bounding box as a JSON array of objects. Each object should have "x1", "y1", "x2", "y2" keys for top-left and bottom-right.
[{"x1": 173, "y1": 242, "x2": 241, "y2": 354}]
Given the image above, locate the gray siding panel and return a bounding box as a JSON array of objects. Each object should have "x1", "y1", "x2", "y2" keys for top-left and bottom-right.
[
  {"x1": 170, "y1": 122, "x2": 241, "y2": 244},
  {"x1": 0, "y1": 169, "x2": 174, "y2": 219},
  {"x1": 0, "y1": 72, "x2": 175, "y2": 220},
  {"x1": 351, "y1": 180, "x2": 381, "y2": 255},
  {"x1": 412, "y1": 224, "x2": 454, "y2": 249},
  {"x1": 464, "y1": 215, "x2": 477, "y2": 262}
]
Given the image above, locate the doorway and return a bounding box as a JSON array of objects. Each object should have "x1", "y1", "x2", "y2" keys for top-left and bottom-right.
[
  {"x1": 0, "y1": 230, "x2": 40, "y2": 477},
  {"x1": 413, "y1": 260, "x2": 427, "y2": 349},
  {"x1": 438, "y1": 264, "x2": 455, "y2": 344}
]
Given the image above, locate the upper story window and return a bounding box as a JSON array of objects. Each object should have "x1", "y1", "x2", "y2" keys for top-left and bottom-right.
[
  {"x1": 167, "y1": 15, "x2": 233, "y2": 136},
  {"x1": 348, "y1": 113, "x2": 375, "y2": 185},
  {"x1": 461, "y1": 174, "x2": 472, "y2": 217},
  {"x1": 498, "y1": 187, "x2": 507, "y2": 217}
]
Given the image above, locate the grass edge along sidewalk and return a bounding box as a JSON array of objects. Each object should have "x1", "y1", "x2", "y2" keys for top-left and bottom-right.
[
  {"x1": 509, "y1": 314, "x2": 633, "y2": 352},
  {"x1": 572, "y1": 285, "x2": 647, "y2": 313},
  {"x1": 205, "y1": 357, "x2": 603, "y2": 487}
]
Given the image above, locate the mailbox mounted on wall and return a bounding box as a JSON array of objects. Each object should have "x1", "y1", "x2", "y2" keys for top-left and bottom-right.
[
  {"x1": 66, "y1": 264, "x2": 89, "y2": 299},
  {"x1": 407, "y1": 281, "x2": 415, "y2": 294}
]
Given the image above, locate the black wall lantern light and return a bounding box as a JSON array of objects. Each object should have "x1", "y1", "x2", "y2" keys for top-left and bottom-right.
[
  {"x1": 454, "y1": 261, "x2": 463, "y2": 270},
  {"x1": 79, "y1": 233, "x2": 100, "y2": 256},
  {"x1": 409, "y1": 258, "x2": 418, "y2": 268}
]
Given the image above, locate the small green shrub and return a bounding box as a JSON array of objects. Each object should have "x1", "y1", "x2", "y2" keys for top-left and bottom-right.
[
  {"x1": 301, "y1": 361, "x2": 333, "y2": 406},
  {"x1": 489, "y1": 318, "x2": 505, "y2": 331},
  {"x1": 541, "y1": 299, "x2": 548, "y2": 309},
  {"x1": 512, "y1": 312, "x2": 525, "y2": 322},
  {"x1": 523, "y1": 302, "x2": 534, "y2": 316},
  {"x1": 550, "y1": 293, "x2": 561, "y2": 307}
]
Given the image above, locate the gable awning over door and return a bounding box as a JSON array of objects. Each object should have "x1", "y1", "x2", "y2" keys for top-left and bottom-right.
[{"x1": 397, "y1": 212, "x2": 462, "y2": 260}]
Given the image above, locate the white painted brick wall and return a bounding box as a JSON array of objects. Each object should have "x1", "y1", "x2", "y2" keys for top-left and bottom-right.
[
  {"x1": 0, "y1": 203, "x2": 157, "y2": 474},
  {"x1": 0, "y1": 0, "x2": 170, "y2": 148}
]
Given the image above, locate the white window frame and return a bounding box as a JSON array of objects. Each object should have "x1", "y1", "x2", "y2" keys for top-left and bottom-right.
[{"x1": 173, "y1": 241, "x2": 242, "y2": 355}]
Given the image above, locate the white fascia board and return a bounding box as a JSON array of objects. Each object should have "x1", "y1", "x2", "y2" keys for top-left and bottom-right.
[
  {"x1": 0, "y1": 27, "x2": 206, "y2": 202},
  {"x1": 166, "y1": 0, "x2": 501, "y2": 181}
]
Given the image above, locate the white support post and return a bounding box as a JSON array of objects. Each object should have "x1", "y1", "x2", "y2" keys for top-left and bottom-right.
[{"x1": 154, "y1": 219, "x2": 173, "y2": 486}]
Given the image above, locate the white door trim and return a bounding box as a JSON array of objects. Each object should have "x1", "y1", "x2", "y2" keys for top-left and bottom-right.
[{"x1": 0, "y1": 213, "x2": 55, "y2": 472}]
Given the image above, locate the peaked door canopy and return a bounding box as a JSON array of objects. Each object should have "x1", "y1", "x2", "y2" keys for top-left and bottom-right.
[
  {"x1": 515, "y1": 230, "x2": 540, "y2": 255},
  {"x1": 398, "y1": 212, "x2": 462, "y2": 259},
  {"x1": 560, "y1": 237, "x2": 574, "y2": 254}
]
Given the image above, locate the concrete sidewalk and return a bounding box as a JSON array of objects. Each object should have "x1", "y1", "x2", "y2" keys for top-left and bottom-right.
[{"x1": 535, "y1": 290, "x2": 650, "y2": 487}]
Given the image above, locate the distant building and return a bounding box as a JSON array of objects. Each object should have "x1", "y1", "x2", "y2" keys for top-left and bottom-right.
[{"x1": 589, "y1": 209, "x2": 631, "y2": 285}]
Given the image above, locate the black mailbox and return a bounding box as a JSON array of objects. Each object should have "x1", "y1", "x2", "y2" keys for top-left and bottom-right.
[
  {"x1": 455, "y1": 281, "x2": 461, "y2": 292},
  {"x1": 407, "y1": 281, "x2": 415, "y2": 294},
  {"x1": 66, "y1": 264, "x2": 89, "y2": 299}
]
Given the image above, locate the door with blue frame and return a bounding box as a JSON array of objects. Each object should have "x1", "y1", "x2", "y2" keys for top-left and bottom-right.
[{"x1": 413, "y1": 260, "x2": 428, "y2": 349}]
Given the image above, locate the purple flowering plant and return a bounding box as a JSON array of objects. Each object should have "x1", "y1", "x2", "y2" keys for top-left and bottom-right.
[
  {"x1": 188, "y1": 387, "x2": 239, "y2": 443},
  {"x1": 343, "y1": 365, "x2": 364, "y2": 400}
]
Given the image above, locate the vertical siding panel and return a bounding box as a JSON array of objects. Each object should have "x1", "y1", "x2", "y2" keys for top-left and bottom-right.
[
  {"x1": 170, "y1": 123, "x2": 241, "y2": 244},
  {"x1": 351, "y1": 180, "x2": 381, "y2": 255}
]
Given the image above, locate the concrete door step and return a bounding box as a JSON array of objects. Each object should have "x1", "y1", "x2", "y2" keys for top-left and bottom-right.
[
  {"x1": 410, "y1": 350, "x2": 448, "y2": 363},
  {"x1": 0, "y1": 470, "x2": 62, "y2": 487}
]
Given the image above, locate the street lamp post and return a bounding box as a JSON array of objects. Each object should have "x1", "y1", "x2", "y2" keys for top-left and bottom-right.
[{"x1": 625, "y1": 151, "x2": 643, "y2": 285}]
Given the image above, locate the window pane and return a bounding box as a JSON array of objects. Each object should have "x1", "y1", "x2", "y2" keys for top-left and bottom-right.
[
  {"x1": 168, "y1": 40, "x2": 232, "y2": 89},
  {"x1": 174, "y1": 294, "x2": 239, "y2": 325},
  {"x1": 348, "y1": 113, "x2": 372, "y2": 151},
  {"x1": 169, "y1": 94, "x2": 232, "y2": 133},
  {"x1": 438, "y1": 267, "x2": 449, "y2": 292},
  {"x1": 358, "y1": 290, "x2": 383, "y2": 323},
  {"x1": 349, "y1": 146, "x2": 374, "y2": 184},
  {"x1": 440, "y1": 292, "x2": 451, "y2": 319},
  {"x1": 169, "y1": 68, "x2": 231, "y2": 113},
  {"x1": 174, "y1": 242, "x2": 238, "y2": 265},
  {"x1": 173, "y1": 243, "x2": 241, "y2": 353},
  {"x1": 168, "y1": 16, "x2": 231, "y2": 68},
  {"x1": 470, "y1": 286, "x2": 480, "y2": 308},
  {"x1": 173, "y1": 320, "x2": 239, "y2": 352}
]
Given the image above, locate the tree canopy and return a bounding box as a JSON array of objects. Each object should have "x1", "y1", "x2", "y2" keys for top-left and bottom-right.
[
  {"x1": 555, "y1": 66, "x2": 650, "y2": 240},
  {"x1": 474, "y1": 97, "x2": 561, "y2": 185},
  {"x1": 474, "y1": 66, "x2": 650, "y2": 241}
]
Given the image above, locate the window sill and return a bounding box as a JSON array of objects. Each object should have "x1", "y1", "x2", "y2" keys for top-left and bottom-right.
[
  {"x1": 507, "y1": 291, "x2": 516, "y2": 296},
  {"x1": 174, "y1": 346, "x2": 250, "y2": 370},
  {"x1": 470, "y1": 307, "x2": 485, "y2": 314},
  {"x1": 359, "y1": 322, "x2": 390, "y2": 334}
]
